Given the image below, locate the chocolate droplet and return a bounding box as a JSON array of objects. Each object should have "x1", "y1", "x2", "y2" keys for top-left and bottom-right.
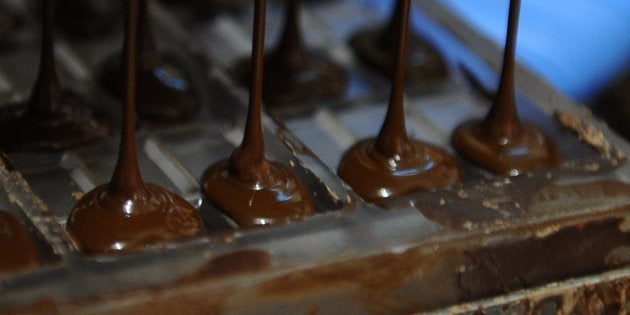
[
  {"x1": 338, "y1": 0, "x2": 461, "y2": 206},
  {"x1": 452, "y1": 0, "x2": 560, "y2": 176},
  {"x1": 66, "y1": 0, "x2": 202, "y2": 255},
  {"x1": 99, "y1": 0, "x2": 199, "y2": 123},
  {"x1": 0, "y1": 0, "x2": 112, "y2": 152},
  {"x1": 350, "y1": 0, "x2": 447, "y2": 85},
  {"x1": 202, "y1": 0, "x2": 314, "y2": 227}
]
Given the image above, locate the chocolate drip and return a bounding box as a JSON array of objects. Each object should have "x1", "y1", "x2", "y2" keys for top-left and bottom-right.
[
  {"x1": 202, "y1": 0, "x2": 314, "y2": 227},
  {"x1": 233, "y1": 0, "x2": 346, "y2": 112},
  {"x1": 0, "y1": 0, "x2": 111, "y2": 152},
  {"x1": 66, "y1": 0, "x2": 202, "y2": 255},
  {"x1": 338, "y1": 0, "x2": 461, "y2": 206},
  {"x1": 0, "y1": 211, "x2": 39, "y2": 274},
  {"x1": 350, "y1": 0, "x2": 447, "y2": 85},
  {"x1": 99, "y1": 0, "x2": 199, "y2": 123},
  {"x1": 453, "y1": 0, "x2": 560, "y2": 176},
  {"x1": 55, "y1": 0, "x2": 122, "y2": 39}
]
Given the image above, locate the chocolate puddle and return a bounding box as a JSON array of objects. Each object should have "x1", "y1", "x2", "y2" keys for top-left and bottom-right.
[
  {"x1": 99, "y1": 0, "x2": 199, "y2": 123},
  {"x1": 338, "y1": 0, "x2": 461, "y2": 206},
  {"x1": 66, "y1": 0, "x2": 202, "y2": 255},
  {"x1": 453, "y1": 0, "x2": 560, "y2": 176},
  {"x1": 202, "y1": 0, "x2": 314, "y2": 227},
  {"x1": 0, "y1": 0, "x2": 112, "y2": 152}
]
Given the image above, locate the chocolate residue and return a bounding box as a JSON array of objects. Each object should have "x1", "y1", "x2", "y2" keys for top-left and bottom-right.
[
  {"x1": 0, "y1": 0, "x2": 112, "y2": 152},
  {"x1": 0, "y1": 211, "x2": 39, "y2": 274},
  {"x1": 178, "y1": 249, "x2": 271, "y2": 283},
  {"x1": 66, "y1": 0, "x2": 202, "y2": 255},
  {"x1": 458, "y1": 217, "x2": 630, "y2": 301},
  {"x1": 338, "y1": 0, "x2": 461, "y2": 206},
  {"x1": 55, "y1": 0, "x2": 123, "y2": 38},
  {"x1": 453, "y1": 0, "x2": 560, "y2": 176},
  {"x1": 555, "y1": 111, "x2": 622, "y2": 160},
  {"x1": 99, "y1": 0, "x2": 199, "y2": 123},
  {"x1": 233, "y1": 0, "x2": 347, "y2": 111},
  {"x1": 202, "y1": 0, "x2": 314, "y2": 227},
  {"x1": 350, "y1": 0, "x2": 448, "y2": 85}
]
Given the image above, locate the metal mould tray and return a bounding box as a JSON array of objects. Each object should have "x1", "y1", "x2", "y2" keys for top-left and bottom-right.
[{"x1": 0, "y1": 0, "x2": 629, "y2": 313}]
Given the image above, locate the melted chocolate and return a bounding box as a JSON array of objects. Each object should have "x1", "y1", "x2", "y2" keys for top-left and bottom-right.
[
  {"x1": 0, "y1": 0, "x2": 112, "y2": 152},
  {"x1": 338, "y1": 0, "x2": 461, "y2": 206},
  {"x1": 234, "y1": 0, "x2": 347, "y2": 111},
  {"x1": 0, "y1": 211, "x2": 39, "y2": 274},
  {"x1": 55, "y1": 0, "x2": 123, "y2": 39},
  {"x1": 452, "y1": 0, "x2": 560, "y2": 176},
  {"x1": 99, "y1": 0, "x2": 199, "y2": 123},
  {"x1": 66, "y1": 0, "x2": 202, "y2": 255},
  {"x1": 202, "y1": 0, "x2": 314, "y2": 227},
  {"x1": 350, "y1": 0, "x2": 447, "y2": 84}
]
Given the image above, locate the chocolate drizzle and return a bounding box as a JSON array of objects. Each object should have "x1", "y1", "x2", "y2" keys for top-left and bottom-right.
[
  {"x1": 66, "y1": 0, "x2": 202, "y2": 255},
  {"x1": 234, "y1": 0, "x2": 347, "y2": 111},
  {"x1": 350, "y1": 0, "x2": 447, "y2": 85},
  {"x1": 0, "y1": 0, "x2": 112, "y2": 152},
  {"x1": 202, "y1": 0, "x2": 314, "y2": 227},
  {"x1": 99, "y1": 0, "x2": 199, "y2": 123},
  {"x1": 0, "y1": 211, "x2": 39, "y2": 274},
  {"x1": 338, "y1": 0, "x2": 461, "y2": 206},
  {"x1": 452, "y1": 0, "x2": 560, "y2": 176}
]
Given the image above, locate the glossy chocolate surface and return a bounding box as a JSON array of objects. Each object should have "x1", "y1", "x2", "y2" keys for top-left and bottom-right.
[
  {"x1": 0, "y1": 0, "x2": 112, "y2": 152},
  {"x1": 234, "y1": 0, "x2": 347, "y2": 110},
  {"x1": 350, "y1": 0, "x2": 447, "y2": 84},
  {"x1": 55, "y1": 0, "x2": 122, "y2": 38},
  {"x1": 453, "y1": 0, "x2": 560, "y2": 176},
  {"x1": 202, "y1": 0, "x2": 314, "y2": 227},
  {"x1": 338, "y1": 0, "x2": 461, "y2": 206},
  {"x1": 66, "y1": 0, "x2": 202, "y2": 255},
  {"x1": 99, "y1": 0, "x2": 199, "y2": 123},
  {"x1": 0, "y1": 211, "x2": 39, "y2": 274}
]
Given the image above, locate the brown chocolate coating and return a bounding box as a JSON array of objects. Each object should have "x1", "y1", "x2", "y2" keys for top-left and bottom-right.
[
  {"x1": 55, "y1": 0, "x2": 123, "y2": 38},
  {"x1": 453, "y1": 0, "x2": 560, "y2": 176},
  {"x1": 99, "y1": 0, "x2": 199, "y2": 123},
  {"x1": 350, "y1": 0, "x2": 447, "y2": 84},
  {"x1": 202, "y1": 0, "x2": 314, "y2": 227},
  {"x1": 0, "y1": 211, "x2": 39, "y2": 274},
  {"x1": 338, "y1": 0, "x2": 461, "y2": 206},
  {"x1": 234, "y1": 0, "x2": 347, "y2": 110},
  {"x1": 0, "y1": 0, "x2": 112, "y2": 152},
  {"x1": 66, "y1": 0, "x2": 202, "y2": 255}
]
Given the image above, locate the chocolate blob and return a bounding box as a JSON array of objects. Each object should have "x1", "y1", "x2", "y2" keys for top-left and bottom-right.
[
  {"x1": 202, "y1": 0, "x2": 314, "y2": 227},
  {"x1": 452, "y1": 0, "x2": 560, "y2": 176},
  {"x1": 234, "y1": 0, "x2": 347, "y2": 110},
  {"x1": 0, "y1": 211, "x2": 39, "y2": 274},
  {"x1": 55, "y1": 0, "x2": 123, "y2": 39},
  {"x1": 99, "y1": 0, "x2": 199, "y2": 123},
  {"x1": 0, "y1": 0, "x2": 112, "y2": 152},
  {"x1": 350, "y1": 0, "x2": 447, "y2": 84},
  {"x1": 337, "y1": 0, "x2": 461, "y2": 206},
  {"x1": 66, "y1": 0, "x2": 202, "y2": 255}
]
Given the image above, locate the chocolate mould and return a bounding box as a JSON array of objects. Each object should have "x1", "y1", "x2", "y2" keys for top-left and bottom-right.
[{"x1": 0, "y1": 0, "x2": 629, "y2": 313}]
